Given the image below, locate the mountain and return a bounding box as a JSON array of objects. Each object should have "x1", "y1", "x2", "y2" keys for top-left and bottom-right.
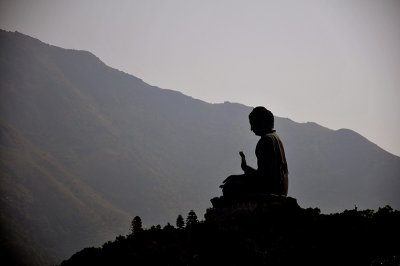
[
  {"x1": 0, "y1": 118, "x2": 131, "y2": 265},
  {"x1": 0, "y1": 30, "x2": 399, "y2": 265}
]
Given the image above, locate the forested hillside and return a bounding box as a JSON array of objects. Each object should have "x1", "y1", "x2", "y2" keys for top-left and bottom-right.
[{"x1": 60, "y1": 202, "x2": 400, "y2": 266}]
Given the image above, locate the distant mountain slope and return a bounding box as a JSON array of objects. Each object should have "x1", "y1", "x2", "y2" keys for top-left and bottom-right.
[
  {"x1": 278, "y1": 120, "x2": 400, "y2": 210},
  {"x1": 0, "y1": 120, "x2": 131, "y2": 265},
  {"x1": 1, "y1": 30, "x2": 399, "y2": 265}
]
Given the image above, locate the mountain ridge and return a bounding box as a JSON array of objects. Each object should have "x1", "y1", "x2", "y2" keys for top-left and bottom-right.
[{"x1": 1, "y1": 29, "x2": 399, "y2": 265}]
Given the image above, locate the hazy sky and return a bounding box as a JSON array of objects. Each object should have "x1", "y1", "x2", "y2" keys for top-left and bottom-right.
[{"x1": 1, "y1": 0, "x2": 399, "y2": 156}]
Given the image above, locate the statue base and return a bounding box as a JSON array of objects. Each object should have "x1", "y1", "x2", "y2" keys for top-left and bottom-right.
[{"x1": 205, "y1": 194, "x2": 300, "y2": 222}]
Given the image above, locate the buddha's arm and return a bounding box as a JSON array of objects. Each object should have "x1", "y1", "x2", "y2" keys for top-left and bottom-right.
[{"x1": 240, "y1": 151, "x2": 256, "y2": 174}]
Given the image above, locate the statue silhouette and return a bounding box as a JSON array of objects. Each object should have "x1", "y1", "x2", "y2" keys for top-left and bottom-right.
[{"x1": 220, "y1": 106, "x2": 288, "y2": 198}]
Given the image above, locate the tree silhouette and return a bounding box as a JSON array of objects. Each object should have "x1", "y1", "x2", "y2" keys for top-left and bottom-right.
[
  {"x1": 186, "y1": 210, "x2": 198, "y2": 227},
  {"x1": 176, "y1": 214, "x2": 185, "y2": 229},
  {"x1": 163, "y1": 222, "x2": 174, "y2": 231},
  {"x1": 130, "y1": 216, "x2": 142, "y2": 235}
]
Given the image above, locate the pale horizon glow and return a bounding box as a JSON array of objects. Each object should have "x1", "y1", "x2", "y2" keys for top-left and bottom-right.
[{"x1": 1, "y1": 0, "x2": 399, "y2": 156}]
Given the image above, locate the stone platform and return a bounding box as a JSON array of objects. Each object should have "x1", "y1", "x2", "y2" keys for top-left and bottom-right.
[{"x1": 205, "y1": 194, "x2": 300, "y2": 221}]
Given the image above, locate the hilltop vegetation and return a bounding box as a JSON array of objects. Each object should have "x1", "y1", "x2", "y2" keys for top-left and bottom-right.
[{"x1": 61, "y1": 203, "x2": 400, "y2": 266}]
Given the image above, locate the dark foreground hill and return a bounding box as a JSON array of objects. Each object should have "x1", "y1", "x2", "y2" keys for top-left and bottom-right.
[
  {"x1": 60, "y1": 199, "x2": 400, "y2": 266},
  {"x1": 1, "y1": 30, "x2": 399, "y2": 265}
]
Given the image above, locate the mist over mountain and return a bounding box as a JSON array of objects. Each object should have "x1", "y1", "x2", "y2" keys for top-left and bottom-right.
[{"x1": 0, "y1": 30, "x2": 399, "y2": 265}]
